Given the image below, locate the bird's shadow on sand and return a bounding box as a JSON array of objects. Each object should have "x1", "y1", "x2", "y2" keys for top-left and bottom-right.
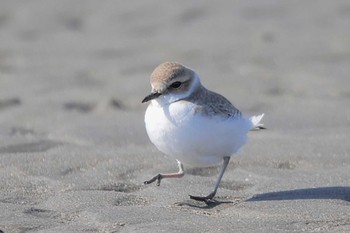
[
  {"x1": 177, "y1": 186, "x2": 350, "y2": 209},
  {"x1": 246, "y1": 186, "x2": 350, "y2": 202}
]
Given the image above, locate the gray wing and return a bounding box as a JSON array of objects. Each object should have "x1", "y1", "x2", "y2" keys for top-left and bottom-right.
[{"x1": 185, "y1": 87, "x2": 241, "y2": 119}]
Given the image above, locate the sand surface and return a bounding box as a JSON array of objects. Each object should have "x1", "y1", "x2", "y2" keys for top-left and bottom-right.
[{"x1": 1, "y1": 0, "x2": 350, "y2": 232}]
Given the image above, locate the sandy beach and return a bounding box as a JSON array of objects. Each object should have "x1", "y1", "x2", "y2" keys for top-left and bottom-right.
[{"x1": 1, "y1": 0, "x2": 350, "y2": 232}]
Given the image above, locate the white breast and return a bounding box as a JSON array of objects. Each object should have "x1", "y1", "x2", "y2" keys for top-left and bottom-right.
[{"x1": 144, "y1": 100, "x2": 252, "y2": 167}]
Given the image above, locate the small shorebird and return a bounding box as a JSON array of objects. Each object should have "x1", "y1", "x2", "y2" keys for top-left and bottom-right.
[{"x1": 142, "y1": 62, "x2": 264, "y2": 202}]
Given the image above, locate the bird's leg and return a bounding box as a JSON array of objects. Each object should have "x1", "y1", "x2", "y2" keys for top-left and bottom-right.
[
  {"x1": 144, "y1": 160, "x2": 184, "y2": 186},
  {"x1": 190, "y1": 156, "x2": 231, "y2": 203}
]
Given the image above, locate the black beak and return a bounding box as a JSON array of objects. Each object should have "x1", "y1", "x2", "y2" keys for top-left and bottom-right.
[{"x1": 142, "y1": 92, "x2": 162, "y2": 103}]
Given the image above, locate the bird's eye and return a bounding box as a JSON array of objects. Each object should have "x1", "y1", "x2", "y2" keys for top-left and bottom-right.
[{"x1": 170, "y1": 81, "x2": 182, "y2": 89}]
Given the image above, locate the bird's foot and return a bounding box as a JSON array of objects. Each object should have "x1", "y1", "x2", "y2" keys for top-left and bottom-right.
[
  {"x1": 189, "y1": 192, "x2": 216, "y2": 204},
  {"x1": 144, "y1": 174, "x2": 162, "y2": 186}
]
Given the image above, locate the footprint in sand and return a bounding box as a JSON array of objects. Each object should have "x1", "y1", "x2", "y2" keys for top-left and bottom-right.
[
  {"x1": 0, "y1": 98, "x2": 21, "y2": 110},
  {"x1": 63, "y1": 99, "x2": 125, "y2": 113},
  {"x1": 99, "y1": 182, "x2": 142, "y2": 193},
  {"x1": 24, "y1": 207, "x2": 61, "y2": 219},
  {"x1": 0, "y1": 140, "x2": 61, "y2": 154}
]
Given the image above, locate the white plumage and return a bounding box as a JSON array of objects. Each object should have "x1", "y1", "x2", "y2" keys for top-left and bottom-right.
[
  {"x1": 142, "y1": 62, "x2": 264, "y2": 202},
  {"x1": 145, "y1": 100, "x2": 256, "y2": 167}
]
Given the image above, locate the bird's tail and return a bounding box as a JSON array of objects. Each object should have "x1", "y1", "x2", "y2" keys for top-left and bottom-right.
[{"x1": 249, "y1": 113, "x2": 265, "y2": 130}]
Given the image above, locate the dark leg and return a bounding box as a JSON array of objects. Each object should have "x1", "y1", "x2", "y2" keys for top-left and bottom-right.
[
  {"x1": 190, "y1": 156, "x2": 230, "y2": 202},
  {"x1": 144, "y1": 160, "x2": 184, "y2": 186}
]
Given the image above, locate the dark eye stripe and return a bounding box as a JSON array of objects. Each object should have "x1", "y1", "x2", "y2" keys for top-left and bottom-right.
[{"x1": 170, "y1": 81, "x2": 182, "y2": 88}]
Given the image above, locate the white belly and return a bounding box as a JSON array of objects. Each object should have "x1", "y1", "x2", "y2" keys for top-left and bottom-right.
[{"x1": 144, "y1": 101, "x2": 252, "y2": 167}]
